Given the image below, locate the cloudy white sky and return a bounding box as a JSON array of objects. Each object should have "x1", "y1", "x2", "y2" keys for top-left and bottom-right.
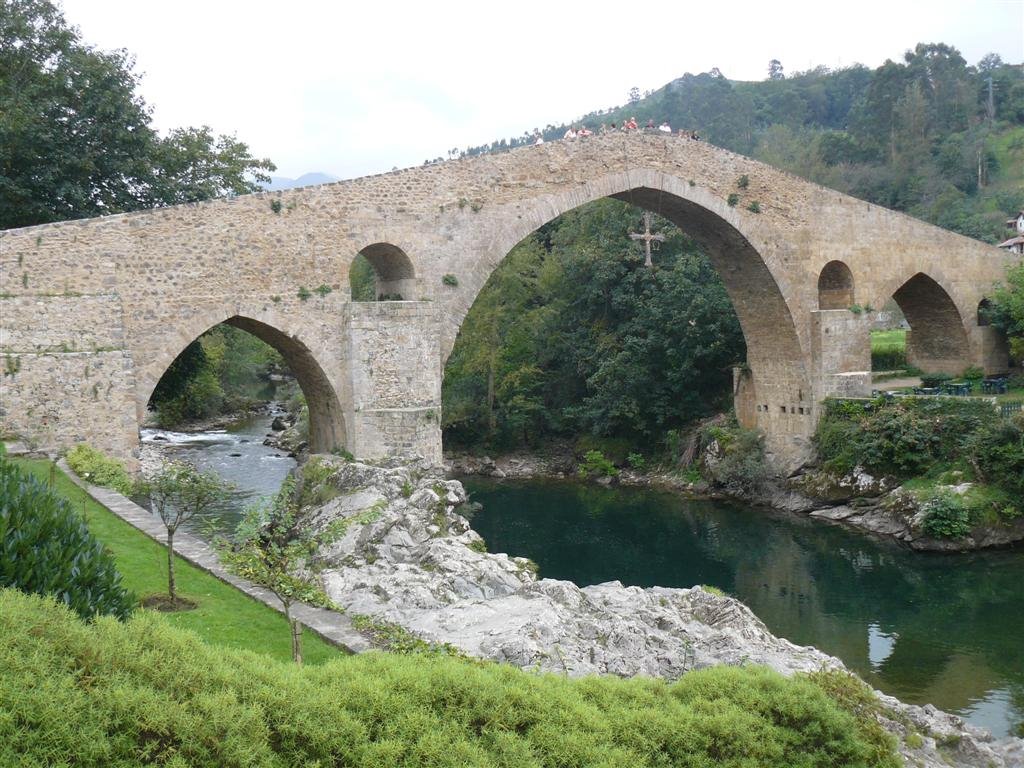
[{"x1": 61, "y1": 0, "x2": 1024, "y2": 180}]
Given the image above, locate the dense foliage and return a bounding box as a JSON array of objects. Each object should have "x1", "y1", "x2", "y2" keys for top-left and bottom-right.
[
  {"x1": 149, "y1": 325, "x2": 285, "y2": 426},
  {"x1": 0, "y1": 458, "x2": 135, "y2": 620},
  {"x1": 65, "y1": 443, "x2": 135, "y2": 496},
  {"x1": 0, "y1": 0, "x2": 274, "y2": 229},
  {"x1": 0, "y1": 588, "x2": 899, "y2": 767},
  {"x1": 442, "y1": 199, "x2": 745, "y2": 450},
  {"x1": 816, "y1": 398, "x2": 1024, "y2": 526},
  {"x1": 465, "y1": 45, "x2": 1023, "y2": 245},
  {"x1": 987, "y1": 260, "x2": 1024, "y2": 361}
]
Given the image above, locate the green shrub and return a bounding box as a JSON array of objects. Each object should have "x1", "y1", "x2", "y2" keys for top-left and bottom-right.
[
  {"x1": 746, "y1": 200, "x2": 761, "y2": 213},
  {"x1": 962, "y1": 365, "x2": 984, "y2": 382},
  {"x1": 442, "y1": 273, "x2": 459, "y2": 287},
  {"x1": 964, "y1": 418, "x2": 1024, "y2": 501},
  {"x1": 578, "y1": 449, "x2": 618, "y2": 479},
  {"x1": 575, "y1": 434, "x2": 633, "y2": 465},
  {"x1": 920, "y1": 372, "x2": 953, "y2": 388},
  {"x1": 0, "y1": 459, "x2": 135, "y2": 620},
  {"x1": 921, "y1": 490, "x2": 973, "y2": 539},
  {"x1": 701, "y1": 421, "x2": 769, "y2": 494},
  {"x1": 65, "y1": 444, "x2": 134, "y2": 496},
  {"x1": 297, "y1": 286, "x2": 312, "y2": 301},
  {"x1": 727, "y1": 192, "x2": 740, "y2": 207},
  {"x1": 816, "y1": 397, "x2": 1000, "y2": 480},
  {"x1": 0, "y1": 588, "x2": 900, "y2": 767},
  {"x1": 871, "y1": 346, "x2": 907, "y2": 371},
  {"x1": 626, "y1": 452, "x2": 646, "y2": 471},
  {"x1": 736, "y1": 174, "x2": 749, "y2": 189}
]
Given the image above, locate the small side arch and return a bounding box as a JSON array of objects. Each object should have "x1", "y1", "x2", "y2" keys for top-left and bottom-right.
[
  {"x1": 350, "y1": 242, "x2": 417, "y2": 300},
  {"x1": 817, "y1": 260, "x2": 855, "y2": 310},
  {"x1": 977, "y1": 298, "x2": 992, "y2": 326}
]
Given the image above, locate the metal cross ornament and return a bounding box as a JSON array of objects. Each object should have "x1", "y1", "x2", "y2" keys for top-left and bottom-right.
[{"x1": 629, "y1": 212, "x2": 665, "y2": 268}]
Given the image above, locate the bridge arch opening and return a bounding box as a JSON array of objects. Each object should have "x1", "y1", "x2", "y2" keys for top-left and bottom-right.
[
  {"x1": 442, "y1": 186, "x2": 812, "y2": 468},
  {"x1": 143, "y1": 316, "x2": 347, "y2": 454},
  {"x1": 349, "y1": 243, "x2": 416, "y2": 301},
  {"x1": 887, "y1": 273, "x2": 971, "y2": 376},
  {"x1": 977, "y1": 298, "x2": 992, "y2": 326},
  {"x1": 817, "y1": 261, "x2": 855, "y2": 310}
]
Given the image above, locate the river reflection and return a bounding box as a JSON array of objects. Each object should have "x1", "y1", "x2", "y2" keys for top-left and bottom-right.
[{"x1": 464, "y1": 477, "x2": 1024, "y2": 739}]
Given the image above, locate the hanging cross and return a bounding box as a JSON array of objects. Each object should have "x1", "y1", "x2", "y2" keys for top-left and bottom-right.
[{"x1": 629, "y1": 212, "x2": 665, "y2": 268}]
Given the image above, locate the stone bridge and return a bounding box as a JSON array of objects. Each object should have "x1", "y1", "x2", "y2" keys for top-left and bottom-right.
[{"x1": 0, "y1": 134, "x2": 1014, "y2": 471}]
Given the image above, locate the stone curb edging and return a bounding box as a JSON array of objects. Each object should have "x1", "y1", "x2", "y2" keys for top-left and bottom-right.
[{"x1": 56, "y1": 459, "x2": 372, "y2": 655}]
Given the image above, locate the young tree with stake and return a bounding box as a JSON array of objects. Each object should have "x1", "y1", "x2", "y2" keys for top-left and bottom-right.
[{"x1": 141, "y1": 461, "x2": 231, "y2": 605}]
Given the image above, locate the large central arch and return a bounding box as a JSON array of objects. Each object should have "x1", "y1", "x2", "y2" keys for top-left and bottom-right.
[{"x1": 444, "y1": 171, "x2": 814, "y2": 467}]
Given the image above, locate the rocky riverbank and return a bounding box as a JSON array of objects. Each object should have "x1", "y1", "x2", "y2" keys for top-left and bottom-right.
[
  {"x1": 305, "y1": 456, "x2": 1022, "y2": 768},
  {"x1": 446, "y1": 450, "x2": 1024, "y2": 551}
]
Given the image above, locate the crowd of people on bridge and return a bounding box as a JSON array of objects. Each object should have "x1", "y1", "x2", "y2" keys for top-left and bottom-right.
[{"x1": 533, "y1": 119, "x2": 700, "y2": 145}]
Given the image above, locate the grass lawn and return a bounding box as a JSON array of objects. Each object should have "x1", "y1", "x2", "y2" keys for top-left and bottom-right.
[
  {"x1": 870, "y1": 328, "x2": 907, "y2": 352},
  {"x1": 9, "y1": 456, "x2": 341, "y2": 665}
]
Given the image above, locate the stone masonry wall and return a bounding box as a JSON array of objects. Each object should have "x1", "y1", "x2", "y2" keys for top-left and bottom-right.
[
  {"x1": 0, "y1": 133, "x2": 1014, "y2": 468},
  {"x1": 345, "y1": 301, "x2": 441, "y2": 464}
]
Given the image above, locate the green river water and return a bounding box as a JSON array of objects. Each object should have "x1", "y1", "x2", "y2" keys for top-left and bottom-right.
[{"x1": 464, "y1": 477, "x2": 1024, "y2": 739}]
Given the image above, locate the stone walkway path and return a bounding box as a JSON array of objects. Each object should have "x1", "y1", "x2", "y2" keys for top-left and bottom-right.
[{"x1": 56, "y1": 459, "x2": 371, "y2": 655}]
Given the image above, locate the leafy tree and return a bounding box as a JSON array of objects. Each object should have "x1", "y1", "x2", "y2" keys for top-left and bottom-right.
[
  {"x1": 0, "y1": 0, "x2": 273, "y2": 229},
  {"x1": 218, "y1": 472, "x2": 347, "y2": 663},
  {"x1": 139, "y1": 461, "x2": 231, "y2": 604},
  {"x1": 768, "y1": 59, "x2": 785, "y2": 81},
  {"x1": 987, "y1": 260, "x2": 1024, "y2": 360},
  {"x1": 442, "y1": 200, "x2": 745, "y2": 450}
]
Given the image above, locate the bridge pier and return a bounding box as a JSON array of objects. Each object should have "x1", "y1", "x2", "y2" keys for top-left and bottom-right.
[{"x1": 344, "y1": 301, "x2": 442, "y2": 465}]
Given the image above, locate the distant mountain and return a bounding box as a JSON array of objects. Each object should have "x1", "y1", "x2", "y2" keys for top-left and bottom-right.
[{"x1": 263, "y1": 172, "x2": 338, "y2": 191}]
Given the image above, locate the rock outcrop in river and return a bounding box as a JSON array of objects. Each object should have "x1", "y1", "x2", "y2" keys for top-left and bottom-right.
[{"x1": 303, "y1": 456, "x2": 1023, "y2": 768}]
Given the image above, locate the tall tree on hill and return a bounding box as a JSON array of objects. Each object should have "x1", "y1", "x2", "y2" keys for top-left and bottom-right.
[{"x1": 0, "y1": 0, "x2": 274, "y2": 229}]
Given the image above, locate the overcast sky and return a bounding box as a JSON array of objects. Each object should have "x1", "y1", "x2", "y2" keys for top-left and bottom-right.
[{"x1": 60, "y1": 0, "x2": 1024, "y2": 180}]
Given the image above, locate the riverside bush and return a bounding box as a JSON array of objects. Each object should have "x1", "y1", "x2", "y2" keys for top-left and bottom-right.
[
  {"x1": 0, "y1": 588, "x2": 899, "y2": 767},
  {"x1": 700, "y1": 420, "x2": 769, "y2": 493},
  {"x1": 65, "y1": 443, "x2": 134, "y2": 496},
  {"x1": 577, "y1": 449, "x2": 618, "y2": 478},
  {"x1": 920, "y1": 490, "x2": 974, "y2": 539},
  {"x1": 816, "y1": 397, "x2": 1000, "y2": 478},
  {"x1": 0, "y1": 459, "x2": 135, "y2": 620}
]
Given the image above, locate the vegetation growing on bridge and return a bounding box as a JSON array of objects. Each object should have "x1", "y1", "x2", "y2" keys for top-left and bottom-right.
[{"x1": 0, "y1": 587, "x2": 900, "y2": 768}]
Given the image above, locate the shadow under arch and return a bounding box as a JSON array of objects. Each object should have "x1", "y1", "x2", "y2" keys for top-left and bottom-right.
[
  {"x1": 445, "y1": 174, "x2": 814, "y2": 468},
  {"x1": 352, "y1": 242, "x2": 417, "y2": 300},
  {"x1": 140, "y1": 315, "x2": 347, "y2": 454},
  {"x1": 818, "y1": 260, "x2": 855, "y2": 310},
  {"x1": 891, "y1": 272, "x2": 971, "y2": 374}
]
